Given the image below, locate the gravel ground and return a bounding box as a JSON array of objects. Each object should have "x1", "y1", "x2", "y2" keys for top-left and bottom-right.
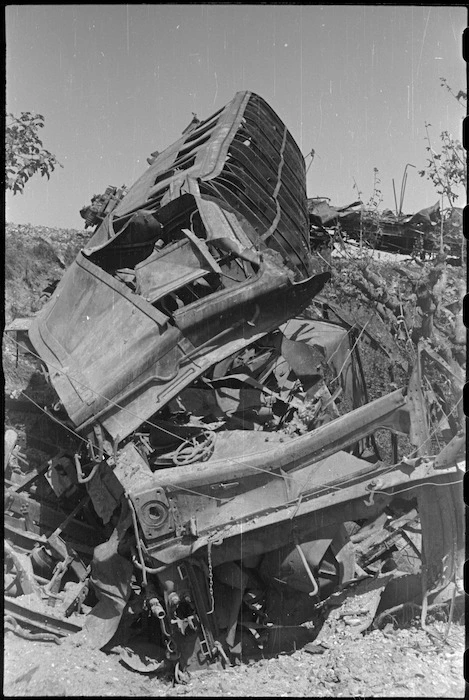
[{"x1": 3, "y1": 618, "x2": 465, "y2": 697}]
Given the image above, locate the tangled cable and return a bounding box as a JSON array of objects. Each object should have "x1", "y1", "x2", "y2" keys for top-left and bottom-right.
[{"x1": 172, "y1": 430, "x2": 216, "y2": 466}]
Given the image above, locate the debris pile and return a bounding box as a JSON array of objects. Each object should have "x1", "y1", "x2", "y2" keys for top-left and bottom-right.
[
  {"x1": 308, "y1": 197, "x2": 464, "y2": 262},
  {"x1": 4, "y1": 91, "x2": 464, "y2": 683}
]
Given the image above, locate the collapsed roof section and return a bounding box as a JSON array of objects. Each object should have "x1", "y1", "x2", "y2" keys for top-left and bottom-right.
[{"x1": 28, "y1": 92, "x2": 330, "y2": 443}]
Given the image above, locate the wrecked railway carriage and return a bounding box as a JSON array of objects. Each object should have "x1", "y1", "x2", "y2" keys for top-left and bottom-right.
[{"x1": 5, "y1": 91, "x2": 464, "y2": 678}]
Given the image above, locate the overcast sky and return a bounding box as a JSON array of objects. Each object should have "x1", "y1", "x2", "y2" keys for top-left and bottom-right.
[{"x1": 6, "y1": 4, "x2": 467, "y2": 229}]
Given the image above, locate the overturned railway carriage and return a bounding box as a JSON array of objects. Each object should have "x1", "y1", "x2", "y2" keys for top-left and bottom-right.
[
  {"x1": 6, "y1": 91, "x2": 464, "y2": 676},
  {"x1": 29, "y1": 90, "x2": 328, "y2": 440}
]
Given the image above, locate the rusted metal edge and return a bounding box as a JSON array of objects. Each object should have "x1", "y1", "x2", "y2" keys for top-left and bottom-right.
[
  {"x1": 144, "y1": 461, "x2": 461, "y2": 566},
  {"x1": 4, "y1": 598, "x2": 83, "y2": 637}
]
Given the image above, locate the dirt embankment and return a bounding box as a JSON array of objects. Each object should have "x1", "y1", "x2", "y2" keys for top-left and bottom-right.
[{"x1": 5, "y1": 223, "x2": 90, "y2": 324}]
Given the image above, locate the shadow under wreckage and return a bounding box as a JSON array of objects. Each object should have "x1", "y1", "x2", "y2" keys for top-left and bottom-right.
[{"x1": 5, "y1": 91, "x2": 464, "y2": 680}]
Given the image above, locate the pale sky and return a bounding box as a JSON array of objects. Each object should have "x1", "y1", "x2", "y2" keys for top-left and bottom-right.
[{"x1": 5, "y1": 4, "x2": 467, "y2": 229}]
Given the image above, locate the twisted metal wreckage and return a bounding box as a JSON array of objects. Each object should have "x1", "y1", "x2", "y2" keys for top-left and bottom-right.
[{"x1": 4, "y1": 91, "x2": 464, "y2": 679}]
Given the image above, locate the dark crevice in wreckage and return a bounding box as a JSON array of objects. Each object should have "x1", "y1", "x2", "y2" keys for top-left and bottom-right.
[{"x1": 4, "y1": 90, "x2": 464, "y2": 681}]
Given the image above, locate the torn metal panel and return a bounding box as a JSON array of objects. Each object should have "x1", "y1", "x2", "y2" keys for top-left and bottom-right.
[
  {"x1": 29, "y1": 256, "x2": 328, "y2": 440},
  {"x1": 86, "y1": 462, "x2": 124, "y2": 525},
  {"x1": 417, "y1": 476, "x2": 465, "y2": 602},
  {"x1": 82, "y1": 530, "x2": 134, "y2": 649}
]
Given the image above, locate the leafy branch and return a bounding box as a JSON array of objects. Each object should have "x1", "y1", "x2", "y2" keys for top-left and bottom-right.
[
  {"x1": 352, "y1": 168, "x2": 383, "y2": 253},
  {"x1": 418, "y1": 79, "x2": 466, "y2": 209},
  {"x1": 418, "y1": 122, "x2": 466, "y2": 208},
  {"x1": 5, "y1": 112, "x2": 63, "y2": 194}
]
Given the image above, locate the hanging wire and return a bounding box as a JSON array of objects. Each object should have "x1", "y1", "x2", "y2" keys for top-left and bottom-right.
[
  {"x1": 5, "y1": 334, "x2": 463, "y2": 508},
  {"x1": 9, "y1": 350, "x2": 396, "y2": 500},
  {"x1": 15, "y1": 391, "x2": 91, "y2": 447},
  {"x1": 8, "y1": 328, "x2": 463, "y2": 472},
  {"x1": 329, "y1": 320, "x2": 370, "y2": 383},
  {"x1": 16, "y1": 389, "x2": 223, "y2": 503}
]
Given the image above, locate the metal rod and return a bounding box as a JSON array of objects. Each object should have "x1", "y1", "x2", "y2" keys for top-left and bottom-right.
[
  {"x1": 294, "y1": 539, "x2": 319, "y2": 597},
  {"x1": 392, "y1": 179, "x2": 398, "y2": 215},
  {"x1": 49, "y1": 493, "x2": 91, "y2": 539}
]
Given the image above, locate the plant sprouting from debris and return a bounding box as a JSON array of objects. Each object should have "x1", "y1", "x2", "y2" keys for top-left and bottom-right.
[
  {"x1": 418, "y1": 80, "x2": 466, "y2": 209},
  {"x1": 352, "y1": 168, "x2": 383, "y2": 253},
  {"x1": 367, "y1": 167, "x2": 383, "y2": 210},
  {"x1": 5, "y1": 112, "x2": 63, "y2": 195},
  {"x1": 418, "y1": 123, "x2": 466, "y2": 208}
]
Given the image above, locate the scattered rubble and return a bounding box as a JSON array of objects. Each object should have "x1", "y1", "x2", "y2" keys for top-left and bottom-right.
[{"x1": 4, "y1": 91, "x2": 465, "y2": 688}]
